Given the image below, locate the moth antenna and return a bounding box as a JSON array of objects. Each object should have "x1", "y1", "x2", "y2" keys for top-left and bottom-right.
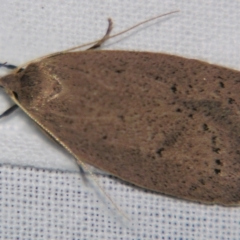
[
  {"x1": 80, "y1": 162, "x2": 131, "y2": 221},
  {"x1": 63, "y1": 10, "x2": 179, "y2": 53},
  {"x1": 106, "y1": 10, "x2": 179, "y2": 40},
  {"x1": 14, "y1": 10, "x2": 179, "y2": 71}
]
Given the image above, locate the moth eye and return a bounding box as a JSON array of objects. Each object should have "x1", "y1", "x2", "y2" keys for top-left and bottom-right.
[{"x1": 12, "y1": 91, "x2": 19, "y2": 100}]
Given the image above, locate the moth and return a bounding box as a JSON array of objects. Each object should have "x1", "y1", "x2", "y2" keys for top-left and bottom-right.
[{"x1": 1, "y1": 11, "x2": 240, "y2": 205}]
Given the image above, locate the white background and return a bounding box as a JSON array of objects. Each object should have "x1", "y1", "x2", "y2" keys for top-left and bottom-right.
[{"x1": 0, "y1": 1, "x2": 240, "y2": 239}]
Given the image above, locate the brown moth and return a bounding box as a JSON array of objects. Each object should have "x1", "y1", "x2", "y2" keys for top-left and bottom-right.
[{"x1": 1, "y1": 12, "x2": 240, "y2": 206}]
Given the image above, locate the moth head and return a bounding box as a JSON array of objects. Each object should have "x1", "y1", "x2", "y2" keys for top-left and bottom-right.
[
  {"x1": 0, "y1": 61, "x2": 62, "y2": 111},
  {"x1": 0, "y1": 63, "x2": 46, "y2": 109},
  {"x1": 0, "y1": 68, "x2": 23, "y2": 102}
]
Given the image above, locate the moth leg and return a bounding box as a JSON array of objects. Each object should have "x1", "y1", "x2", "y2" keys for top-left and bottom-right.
[
  {"x1": 78, "y1": 165, "x2": 91, "y2": 184},
  {"x1": 0, "y1": 62, "x2": 18, "y2": 69},
  {"x1": 0, "y1": 104, "x2": 18, "y2": 119},
  {"x1": 87, "y1": 18, "x2": 113, "y2": 50},
  {"x1": 78, "y1": 165, "x2": 85, "y2": 174}
]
